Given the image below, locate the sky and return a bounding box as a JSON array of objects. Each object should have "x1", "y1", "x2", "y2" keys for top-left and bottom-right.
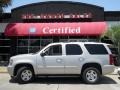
[{"x1": 4, "y1": 0, "x2": 120, "y2": 12}]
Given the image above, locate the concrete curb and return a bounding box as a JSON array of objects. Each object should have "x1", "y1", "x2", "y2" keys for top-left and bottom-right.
[{"x1": 0, "y1": 67, "x2": 8, "y2": 73}]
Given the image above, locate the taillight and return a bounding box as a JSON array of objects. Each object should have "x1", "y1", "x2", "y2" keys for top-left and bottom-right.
[{"x1": 109, "y1": 54, "x2": 114, "y2": 65}]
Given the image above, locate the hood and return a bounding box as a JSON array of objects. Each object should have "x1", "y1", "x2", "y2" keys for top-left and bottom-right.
[{"x1": 11, "y1": 53, "x2": 34, "y2": 60}]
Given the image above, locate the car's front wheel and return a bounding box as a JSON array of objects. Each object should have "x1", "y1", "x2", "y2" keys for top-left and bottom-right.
[
  {"x1": 16, "y1": 67, "x2": 34, "y2": 84},
  {"x1": 82, "y1": 67, "x2": 100, "y2": 84}
]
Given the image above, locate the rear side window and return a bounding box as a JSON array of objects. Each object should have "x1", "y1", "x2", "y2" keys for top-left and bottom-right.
[
  {"x1": 109, "y1": 47, "x2": 118, "y2": 55},
  {"x1": 66, "y1": 44, "x2": 83, "y2": 55},
  {"x1": 85, "y1": 44, "x2": 108, "y2": 54},
  {"x1": 107, "y1": 45, "x2": 118, "y2": 55}
]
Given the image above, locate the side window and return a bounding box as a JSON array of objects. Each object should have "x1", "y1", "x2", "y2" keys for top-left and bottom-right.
[
  {"x1": 66, "y1": 44, "x2": 83, "y2": 55},
  {"x1": 107, "y1": 45, "x2": 118, "y2": 55},
  {"x1": 85, "y1": 44, "x2": 108, "y2": 54},
  {"x1": 44, "y1": 45, "x2": 62, "y2": 56}
]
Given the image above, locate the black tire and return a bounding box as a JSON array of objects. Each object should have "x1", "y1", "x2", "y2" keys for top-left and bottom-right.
[
  {"x1": 10, "y1": 76, "x2": 15, "y2": 81},
  {"x1": 16, "y1": 67, "x2": 34, "y2": 84},
  {"x1": 11, "y1": 76, "x2": 14, "y2": 79},
  {"x1": 82, "y1": 67, "x2": 100, "y2": 84}
]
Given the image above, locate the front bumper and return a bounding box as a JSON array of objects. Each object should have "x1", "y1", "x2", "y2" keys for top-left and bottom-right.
[
  {"x1": 102, "y1": 65, "x2": 115, "y2": 75},
  {"x1": 7, "y1": 65, "x2": 14, "y2": 76}
]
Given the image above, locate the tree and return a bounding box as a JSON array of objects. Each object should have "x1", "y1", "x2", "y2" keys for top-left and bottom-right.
[
  {"x1": 105, "y1": 25, "x2": 120, "y2": 45},
  {"x1": 102, "y1": 25, "x2": 120, "y2": 66},
  {"x1": 0, "y1": 0, "x2": 12, "y2": 13},
  {"x1": 103, "y1": 25, "x2": 120, "y2": 56}
]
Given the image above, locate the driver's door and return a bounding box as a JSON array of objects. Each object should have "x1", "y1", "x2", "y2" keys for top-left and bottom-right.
[{"x1": 37, "y1": 44, "x2": 65, "y2": 74}]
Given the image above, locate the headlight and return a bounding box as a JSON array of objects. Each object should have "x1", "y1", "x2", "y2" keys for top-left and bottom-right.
[{"x1": 9, "y1": 59, "x2": 13, "y2": 65}]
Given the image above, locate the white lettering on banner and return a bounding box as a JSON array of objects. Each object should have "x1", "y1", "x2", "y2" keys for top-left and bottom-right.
[
  {"x1": 43, "y1": 27, "x2": 49, "y2": 34},
  {"x1": 43, "y1": 27, "x2": 81, "y2": 34}
]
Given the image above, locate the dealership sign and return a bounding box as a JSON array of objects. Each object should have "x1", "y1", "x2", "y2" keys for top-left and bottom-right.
[
  {"x1": 29, "y1": 26, "x2": 81, "y2": 35},
  {"x1": 42, "y1": 27, "x2": 81, "y2": 34},
  {"x1": 5, "y1": 22, "x2": 107, "y2": 36},
  {"x1": 22, "y1": 13, "x2": 92, "y2": 19}
]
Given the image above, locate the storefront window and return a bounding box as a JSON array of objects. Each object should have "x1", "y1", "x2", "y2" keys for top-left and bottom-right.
[
  {"x1": 29, "y1": 47, "x2": 40, "y2": 53},
  {"x1": 79, "y1": 39, "x2": 88, "y2": 42},
  {"x1": 59, "y1": 39, "x2": 68, "y2": 42},
  {"x1": 0, "y1": 39, "x2": 11, "y2": 46},
  {"x1": 17, "y1": 38, "x2": 53, "y2": 54},
  {"x1": 30, "y1": 39, "x2": 40, "y2": 46},
  {"x1": 40, "y1": 39, "x2": 53, "y2": 48},
  {"x1": 18, "y1": 39, "x2": 28, "y2": 46},
  {"x1": 17, "y1": 47, "x2": 28, "y2": 54},
  {"x1": 16, "y1": 36, "x2": 99, "y2": 55},
  {"x1": 0, "y1": 35, "x2": 10, "y2": 62},
  {"x1": 0, "y1": 55, "x2": 10, "y2": 62},
  {"x1": 88, "y1": 39, "x2": 98, "y2": 42},
  {"x1": 0, "y1": 47, "x2": 10, "y2": 54}
]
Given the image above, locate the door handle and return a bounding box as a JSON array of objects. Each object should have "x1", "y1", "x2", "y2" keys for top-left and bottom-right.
[{"x1": 56, "y1": 59, "x2": 62, "y2": 63}]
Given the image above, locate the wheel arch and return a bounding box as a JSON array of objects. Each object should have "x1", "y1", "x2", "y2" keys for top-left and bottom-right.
[
  {"x1": 14, "y1": 63, "x2": 35, "y2": 76},
  {"x1": 81, "y1": 63, "x2": 102, "y2": 75}
]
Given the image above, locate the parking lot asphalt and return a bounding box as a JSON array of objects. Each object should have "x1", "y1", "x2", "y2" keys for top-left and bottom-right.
[{"x1": 0, "y1": 73, "x2": 120, "y2": 90}]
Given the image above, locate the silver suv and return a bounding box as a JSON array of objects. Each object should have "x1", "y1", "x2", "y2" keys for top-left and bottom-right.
[{"x1": 7, "y1": 42, "x2": 115, "y2": 84}]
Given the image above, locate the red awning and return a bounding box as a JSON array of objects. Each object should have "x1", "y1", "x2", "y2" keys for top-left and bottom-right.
[{"x1": 5, "y1": 22, "x2": 107, "y2": 36}]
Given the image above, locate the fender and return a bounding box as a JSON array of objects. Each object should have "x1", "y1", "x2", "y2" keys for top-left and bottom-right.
[{"x1": 13, "y1": 59, "x2": 37, "y2": 75}]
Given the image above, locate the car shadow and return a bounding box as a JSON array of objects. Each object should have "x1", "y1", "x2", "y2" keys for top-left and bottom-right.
[
  {"x1": 99, "y1": 76, "x2": 117, "y2": 84},
  {"x1": 9, "y1": 76, "x2": 117, "y2": 85}
]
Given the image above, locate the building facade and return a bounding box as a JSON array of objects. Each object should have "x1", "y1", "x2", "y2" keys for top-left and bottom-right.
[{"x1": 0, "y1": 1, "x2": 120, "y2": 62}]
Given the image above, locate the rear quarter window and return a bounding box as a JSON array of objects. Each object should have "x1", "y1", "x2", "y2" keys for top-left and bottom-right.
[
  {"x1": 107, "y1": 45, "x2": 118, "y2": 55},
  {"x1": 85, "y1": 44, "x2": 108, "y2": 54}
]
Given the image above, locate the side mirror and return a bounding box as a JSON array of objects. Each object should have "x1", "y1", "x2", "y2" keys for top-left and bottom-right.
[{"x1": 40, "y1": 52, "x2": 46, "y2": 57}]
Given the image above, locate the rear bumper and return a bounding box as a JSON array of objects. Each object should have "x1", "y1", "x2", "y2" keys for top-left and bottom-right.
[
  {"x1": 118, "y1": 68, "x2": 120, "y2": 75},
  {"x1": 102, "y1": 65, "x2": 115, "y2": 75}
]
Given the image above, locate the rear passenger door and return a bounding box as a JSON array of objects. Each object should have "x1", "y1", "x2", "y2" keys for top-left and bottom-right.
[{"x1": 64, "y1": 44, "x2": 84, "y2": 74}]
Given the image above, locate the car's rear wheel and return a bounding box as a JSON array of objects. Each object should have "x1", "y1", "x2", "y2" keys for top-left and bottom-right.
[
  {"x1": 82, "y1": 67, "x2": 100, "y2": 84},
  {"x1": 16, "y1": 67, "x2": 34, "y2": 84}
]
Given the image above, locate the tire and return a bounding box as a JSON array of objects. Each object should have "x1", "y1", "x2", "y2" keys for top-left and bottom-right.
[
  {"x1": 11, "y1": 76, "x2": 14, "y2": 79},
  {"x1": 16, "y1": 67, "x2": 34, "y2": 84},
  {"x1": 82, "y1": 67, "x2": 100, "y2": 84}
]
